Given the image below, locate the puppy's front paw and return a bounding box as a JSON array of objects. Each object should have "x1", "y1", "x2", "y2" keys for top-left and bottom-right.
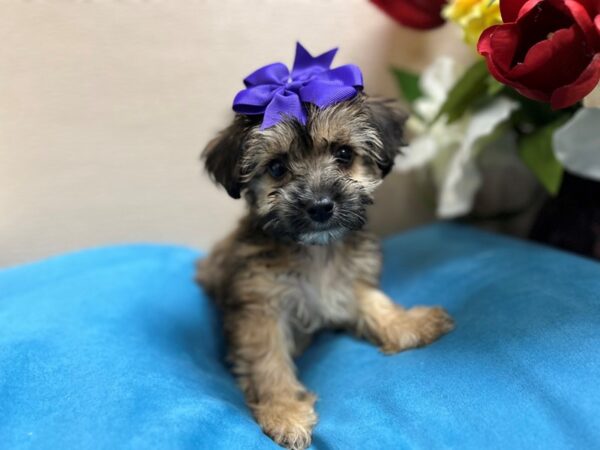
[
  {"x1": 380, "y1": 306, "x2": 454, "y2": 354},
  {"x1": 253, "y1": 394, "x2": 317, "y2": 450}
]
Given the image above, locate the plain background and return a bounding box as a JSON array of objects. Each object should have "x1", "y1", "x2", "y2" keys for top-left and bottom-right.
[{"x1": 1, "y1": 0, "x2": 472, "y2": 267}]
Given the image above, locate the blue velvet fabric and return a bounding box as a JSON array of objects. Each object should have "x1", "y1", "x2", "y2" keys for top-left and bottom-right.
[{"x1": 1, "y1": 223, "x2": 599, "y2": 449}]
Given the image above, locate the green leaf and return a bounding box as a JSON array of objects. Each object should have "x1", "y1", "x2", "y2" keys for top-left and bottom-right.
[
  {"x1": 486, "y1": 76, "x2": 504, "y2": 96},
  {"x1": 518, "y1": 120, "x2": 568, "y2": 195},
  {"x1": 506, "y1": 90, "x2": 570, "y2": 127},
  {"x1": 434, "y1": 59, "x2": 490, "y2": 124},
  {"x1": 391, "y1": 67, "x2": 422, "y2": 104}
]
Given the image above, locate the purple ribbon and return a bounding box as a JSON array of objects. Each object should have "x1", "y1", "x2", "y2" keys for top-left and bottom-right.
[{"x1": 233, "y1": 43, "x2": 364, "y2": 130}]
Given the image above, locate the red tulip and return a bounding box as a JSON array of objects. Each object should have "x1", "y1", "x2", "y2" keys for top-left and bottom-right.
[
  {"x1": 478, "y1": 0, "x2": 600, "y2": 109},
  {"x1": 371, "y1": 0, "x2": 448, "y2": 30}
]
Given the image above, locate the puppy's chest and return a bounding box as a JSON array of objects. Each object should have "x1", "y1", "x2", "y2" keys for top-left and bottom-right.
[{"x1": 279, "y1": 246, "x2": 356, "y2": 331}]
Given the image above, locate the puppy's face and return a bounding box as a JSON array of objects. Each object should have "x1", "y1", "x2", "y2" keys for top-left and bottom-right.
[{"x1": 203, "y1": 95, "x2": 406, "y2": 245}]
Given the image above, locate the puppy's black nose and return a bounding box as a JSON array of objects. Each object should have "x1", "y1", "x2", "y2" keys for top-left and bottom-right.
[{"x1": 307, "y1": 197, "x2": 334, "y2": 223}]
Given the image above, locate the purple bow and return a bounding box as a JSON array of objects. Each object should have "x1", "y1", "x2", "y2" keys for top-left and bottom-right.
[{"x1": 233, "y1": 43, "x2": 364, "y2": 130}]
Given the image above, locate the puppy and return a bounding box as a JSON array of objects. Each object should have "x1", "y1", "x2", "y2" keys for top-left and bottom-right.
[{"x1": 197, "y1": 95, "x2": 453, "y2": 449}]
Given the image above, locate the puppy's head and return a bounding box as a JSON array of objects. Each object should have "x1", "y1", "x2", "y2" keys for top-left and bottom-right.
[{"x1": 203, "y1": 95, "x2": 406, "y2": 245}]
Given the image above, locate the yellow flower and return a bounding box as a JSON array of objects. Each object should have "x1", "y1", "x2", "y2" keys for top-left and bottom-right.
[{"x1": 443, "y1": 0, "x2": 502, "y2": 46}]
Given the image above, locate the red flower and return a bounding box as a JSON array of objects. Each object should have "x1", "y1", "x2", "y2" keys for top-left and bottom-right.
[
  {"x1": 478, "y1": 0, "x2": 600, "y2": 109},
  {"x1": 371, "y1": 0, "x2": 448, "y2": 30}
]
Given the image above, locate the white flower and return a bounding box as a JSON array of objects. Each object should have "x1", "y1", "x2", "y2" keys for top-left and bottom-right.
[
  {"x1": 396, "y1": 57, "x2": 518, "y2": 218},
  {"x1": 413, "y1": 57, "x2": 462, "y2": 121},
  {"x1": 553, "y1": 108, "x2": 600, "y2": 181},
  {"x1": 583, "y1": 85, "x2": 600, "y2": 109}
]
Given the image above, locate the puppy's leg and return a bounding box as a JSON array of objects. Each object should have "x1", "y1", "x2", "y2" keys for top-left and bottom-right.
[
  {"x1": 226, "y1": 310, "x2": 316, "y2": 450},
  {"x1": 354, "y1": 283, "x2": 454, "y2": 354}
]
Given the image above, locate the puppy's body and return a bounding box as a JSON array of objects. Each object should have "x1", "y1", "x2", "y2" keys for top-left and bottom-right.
[
  {"x1": 198, "y1": 96, "x2": 453, "y2": 450},
  {"x1": 198, "y1": 216, "x2": 380, "y2": 353}
]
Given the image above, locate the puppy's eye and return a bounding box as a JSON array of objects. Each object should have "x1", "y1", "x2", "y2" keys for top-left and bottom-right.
[
  {"x1": 333, "y1": 146, "x2": 354, "y2": 166},
  {"x1": 267, "y1": 159, "x2": 287, "y2": 179}
]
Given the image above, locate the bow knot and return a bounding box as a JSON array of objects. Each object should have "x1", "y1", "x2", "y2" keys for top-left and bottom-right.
[{"x1": 233, "y1": 43, "x2": 364, "y2": 130}]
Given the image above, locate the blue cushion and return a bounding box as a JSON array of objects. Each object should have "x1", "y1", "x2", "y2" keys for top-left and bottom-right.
[{"x1": 1, "y1": 223, "x2": 599, "y2": 449}]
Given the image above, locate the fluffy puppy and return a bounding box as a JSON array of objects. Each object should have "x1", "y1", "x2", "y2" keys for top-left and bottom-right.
[{"x1": 197, "y1": 94, "x2": 453, "y2": 450}]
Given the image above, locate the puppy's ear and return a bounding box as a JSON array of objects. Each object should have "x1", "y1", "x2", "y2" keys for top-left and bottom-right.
[
  {"x1": 202, "y1": 118, "x2": 248, "y2": 199},
  {"x1": 365, "y1": 97, "x2": 408, "y2": 177}
]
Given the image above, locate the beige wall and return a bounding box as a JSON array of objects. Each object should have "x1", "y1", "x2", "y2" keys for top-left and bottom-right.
[{"x1": 0, "y1": 0, "x2": 470, "y2": 267}]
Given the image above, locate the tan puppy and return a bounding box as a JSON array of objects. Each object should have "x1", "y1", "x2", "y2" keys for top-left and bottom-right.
[{"x1": 197, "y1": 96, "x2": 454, "y2": 450}]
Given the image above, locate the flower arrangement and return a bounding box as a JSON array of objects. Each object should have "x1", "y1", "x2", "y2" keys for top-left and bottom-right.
[{"x1": 372, "y1": 0, "x2": 600, "y2": 227}]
